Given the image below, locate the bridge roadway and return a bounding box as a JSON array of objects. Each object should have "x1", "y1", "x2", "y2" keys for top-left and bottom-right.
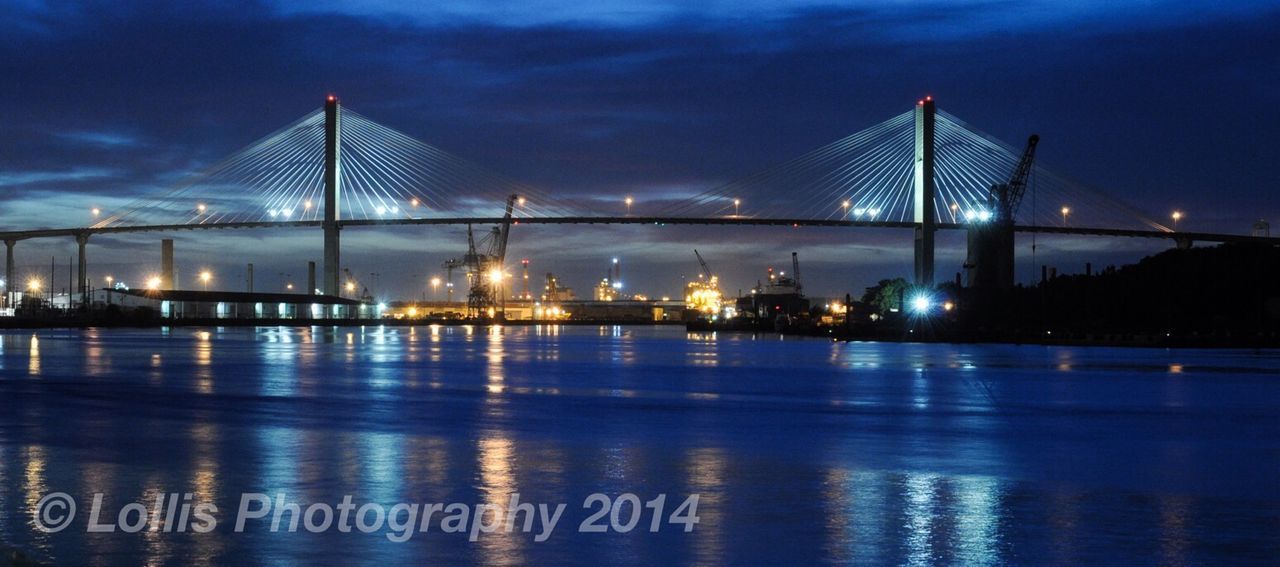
[{"x1": 0, "y1": 216, "x2": 1276, "y2": 245}]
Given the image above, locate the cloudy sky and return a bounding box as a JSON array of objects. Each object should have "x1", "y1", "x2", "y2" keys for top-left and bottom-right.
[{"x1": 2, "y1": 0, "x2": 1278, "y2": 299}]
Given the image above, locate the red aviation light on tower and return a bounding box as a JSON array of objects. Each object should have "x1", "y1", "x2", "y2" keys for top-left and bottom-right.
[
  {"x1": 925, "y1": 95, "x2": 932, "y2": 102},
  {"x1": 327, "y1": 94, "x2": 336, "y2": 103}
]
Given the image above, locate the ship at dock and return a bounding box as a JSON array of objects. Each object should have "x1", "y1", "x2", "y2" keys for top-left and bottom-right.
[
  {"x1": 736, "y1": 252, "x2": 811, "y2": 331},
  {"x1": 686, "y1": 251, "x2": 812, "y2": 332}
]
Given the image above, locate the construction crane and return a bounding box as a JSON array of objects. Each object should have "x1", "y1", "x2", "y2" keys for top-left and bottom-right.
[
  {"x1": 966, "y1": 135, "x2": 1039, "y2": 292},
  {"x1": 989, "y1": 135, "x2": 1039, "y2": 224},
  {"x1": 687, "y1": 249, "x2": 722, "y2": 315},
  {"x1": 693, "y1": 249, "x2": 714, "y2": 280},
  {"x1": 441, "y1": 194, "x2": 519, "y2": 318}
]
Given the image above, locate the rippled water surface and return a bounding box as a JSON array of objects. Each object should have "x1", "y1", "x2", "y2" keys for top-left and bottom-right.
[{"x1": 1, "y1": 326, "x2": 1278, "y2": 565}]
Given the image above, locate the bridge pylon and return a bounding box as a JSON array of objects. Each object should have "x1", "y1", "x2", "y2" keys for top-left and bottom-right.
[
  {"x1": 4, "y1": 239, "x2": 15, "y2": 308},
  {"x1": 323, "y1": 95, "x2": 342, "y2": 296},
  {"x1": 913, "y1": 96, "x2": 936, "y2": 287}
]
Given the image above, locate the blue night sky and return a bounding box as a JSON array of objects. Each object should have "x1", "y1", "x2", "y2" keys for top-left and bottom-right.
[{"x1": 2, "y1": 0, "x2": 1278, "y2": 300}]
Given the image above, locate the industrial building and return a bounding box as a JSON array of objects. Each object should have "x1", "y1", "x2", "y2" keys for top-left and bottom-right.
[
  {"x1": 92, "y1": 289, "x2": 369, "y2": 320},
  {"x1": 384, "y1": 299, "x2": 683, "y2": 322}
]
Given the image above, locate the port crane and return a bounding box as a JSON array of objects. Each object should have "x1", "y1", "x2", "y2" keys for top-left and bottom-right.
[
  {"x1": 990, "y1": 134, "x2": 1040, "y2": 223},
  {"x1": 693, "y1": 249, "x2": 714, "y2": 280},
  {"x1": 442, "y1": 194, "x2": 519, "y2": 318},
  {"x1": 965, "y1": 134, "x2": 1040, "y2": 291}
]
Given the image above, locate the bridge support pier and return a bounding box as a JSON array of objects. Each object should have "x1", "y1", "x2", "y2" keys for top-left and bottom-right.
[
  {"x1": 75, "y1": 232, "x2": 89, "y2": 306},
  {"x1": 913, "y1": 97, "x2": 936, "y2": 287},
  {"x1": 161, "y1": 239, "x2": 174, "y2": 289},
  {"x1": 4, "y1": 239, "x2": 15, "y2": 308},
  {"x1": 323, "y1": 95, "x2": 342, "y2": 296}
]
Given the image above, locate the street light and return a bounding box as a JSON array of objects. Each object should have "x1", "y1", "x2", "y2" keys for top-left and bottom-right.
[
  {"x1": 27, "y1": 279, "x2": 40, "y2": 292},
  {"x1": 430, "y1": 276, "x2": 441, "y2": 297},
  {"x1": 91, "y1": 208, "x2": 101, "y2": 217},
  {"x1": 842, "y1": 200, "x2": 851, "y2": 217},
  {"x1": 197, "y1": 203, "x2": 206, "y2": 213},
  {"x1": 146, "y1": 276, "x2": 161, "y2": 290},
  {"x1": 345, "y1": 281, "x2": 356, "y2": 297},
  {"x1": 910, "y1": 294, "x2": 932, "y2": 314},
  {"x1": 199, "y1": 271, "x2": 212, "y2": 291},
  {"x1": 1172, "y1": 210, "x2": 1183, "y2": 230},
  {"x1": 625, "y1": 196, "x2": 633, "y2": 215},
  {"x1": 1061, "y1": 206, "x2": 1071, "y2": 227},
  {"x1": 733, "y1": 198, "x2": 741, "y2": 216}
]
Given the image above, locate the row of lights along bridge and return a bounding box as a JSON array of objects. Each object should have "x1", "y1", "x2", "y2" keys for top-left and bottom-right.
[{"x1": 86, "y1": 197, "x2": 1186, "y2": 228}]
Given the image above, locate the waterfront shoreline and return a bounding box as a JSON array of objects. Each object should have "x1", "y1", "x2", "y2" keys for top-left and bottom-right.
[
  {"x1": 1, "y1": 317, "x2": 1276, "y2": 349},
  {"x1": 0, "y1": 317, "x2": 685, "y2": 330}
]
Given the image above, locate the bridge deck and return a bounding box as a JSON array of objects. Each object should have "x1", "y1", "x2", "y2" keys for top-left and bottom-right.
[{"x1": 0, "y1": 217, "x2": 1275, "y2": 245}]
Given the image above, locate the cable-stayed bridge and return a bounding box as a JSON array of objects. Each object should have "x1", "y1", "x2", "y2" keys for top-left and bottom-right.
[{"x1": 2, "y1": 96, "x2": 1275, "y2": 301}]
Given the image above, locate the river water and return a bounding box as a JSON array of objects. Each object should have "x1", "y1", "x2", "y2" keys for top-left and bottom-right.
[{"x1": 0, "y1": 326, "x2": 1277, "y2": 565}]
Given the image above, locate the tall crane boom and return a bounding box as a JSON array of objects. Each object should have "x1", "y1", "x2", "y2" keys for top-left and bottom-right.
[
  {"x1": 496, "y1": 194, "x2": 518, "y2": 264},
  {"x1": 693, "y1": 249, "x2": 714, "y2": 280},
  {"x1": 992, "y1": 134, "x2": 1039, "y2": 223}
]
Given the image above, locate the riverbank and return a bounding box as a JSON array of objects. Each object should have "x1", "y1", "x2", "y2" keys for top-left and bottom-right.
[
  {"x1": 0, "y1": 316, "x2": 686, "y2": 330},
  {"x1": 687, "y1": 319, "x2": 1280, "y2": 349}
]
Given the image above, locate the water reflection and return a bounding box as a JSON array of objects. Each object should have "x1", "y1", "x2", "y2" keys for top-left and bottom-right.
[
  {"x1": 85, "y1": 328, "x2": 109, "y2": 377},
  {"x1": 28, "y1": 334, "x2": 40, "y2": 376},
  {"x1": 904, "y1": 473, "x2": 938, "y2": 566},
  {"x1": 684, "y1": 448, "x2": 726, "y2": 565},
  {"x1": 1159, "y1": 495, "x2": 1190, "y2": 567},
  {"x1": 0, "y1": 328, "x2": 1274, "y2": 564},
  {"x1": 486, "y1": 329, "x2": 505, "y2": 395},
  {"x1": 194, "y1": 331, "x2": 214, "y2": 395},
  {"x1": 23, "y1": 445, "x2": 49, "y2": 551},
  {"x1": 477, "y1": 435, "x2": 523, "y2": 565},
  {"x1": 953, "y1": 476, "x2": 1002, "y2": 566}
]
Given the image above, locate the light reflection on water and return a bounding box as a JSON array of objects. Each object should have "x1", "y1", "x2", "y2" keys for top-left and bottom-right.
[{"x1": 0, "y1": 326, "x2": 1276, "y2": 564}]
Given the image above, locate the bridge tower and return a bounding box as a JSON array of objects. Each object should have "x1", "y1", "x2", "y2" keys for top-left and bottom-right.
[
  {"x1": 913, "y1": 97, "x2": 936, "y2": 287},
  {"x1": 323, "y1": 95, "x2": 342, "y2": 296}
]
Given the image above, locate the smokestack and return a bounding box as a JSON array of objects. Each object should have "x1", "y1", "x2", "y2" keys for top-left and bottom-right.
[
  {"x1": 247, "y1": 263, "x2": 254, "y2": 293},
  {"x1": 307, "y1": 261, "x2": 316, "y2": 295},
  {"x1": 521, "y1": 259, "x2": 530, "y2": 299},
  {"x1": 161, "y1": 239, "x2": 174, "y2": 289}
]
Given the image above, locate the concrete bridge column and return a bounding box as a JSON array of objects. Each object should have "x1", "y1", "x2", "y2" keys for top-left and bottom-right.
[
  {"x1": 161, "y1": 239, "x2": 174, "y2": 289},
  {"x1": 75, "y1": 232, "x2": 89, "y2": 306},
  {"x1": 323, "y1": 95, "x2": 342, "y2": 296},
  {"x1": 4, "y1": 239, "x2": 15, "y2": 308},
  {"x1": 913, "y1": 97, "x2": 936, "y2": 287}
]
